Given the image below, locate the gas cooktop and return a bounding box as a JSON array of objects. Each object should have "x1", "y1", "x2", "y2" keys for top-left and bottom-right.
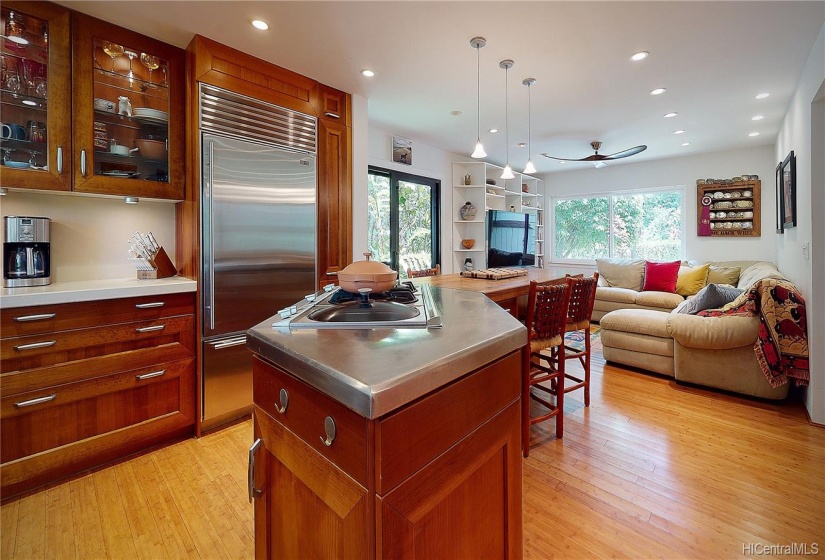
[{"x1": 272, "y1": 283, "x2": 442, "y2": 330}]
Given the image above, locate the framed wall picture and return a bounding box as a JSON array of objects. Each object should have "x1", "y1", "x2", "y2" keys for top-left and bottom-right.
[
  {"x1": 392, "y1": 136, "x2": 412, "y2": 165},
  {"x1": 780, "y1": 150, "x2": 797, "y2": 229},
  {"x1": 775, "y1": 162, "x2": 784, "y2": 233}
]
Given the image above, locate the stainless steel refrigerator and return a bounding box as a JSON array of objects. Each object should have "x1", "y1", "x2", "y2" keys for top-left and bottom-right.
[{"x1": 199, "y1": 85, "x2": 317, "y2": 429}]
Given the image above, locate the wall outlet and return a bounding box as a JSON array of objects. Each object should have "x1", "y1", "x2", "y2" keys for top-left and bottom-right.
[{"x1": 802, "y1": 241, "x2": 810, "y2": 260}]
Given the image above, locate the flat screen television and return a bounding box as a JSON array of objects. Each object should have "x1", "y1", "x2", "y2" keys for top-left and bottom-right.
[{"x1": 486, "y1": 210, "x2": 537, "y2": 268}]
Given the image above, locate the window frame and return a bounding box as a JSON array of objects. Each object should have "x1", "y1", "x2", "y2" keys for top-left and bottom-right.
[
  {"x1": 367, "y1": 166, "x2": 441, "y2": 272},
  {"x1": 550, "y1": 185, "x2": 686, "y2": 265}
]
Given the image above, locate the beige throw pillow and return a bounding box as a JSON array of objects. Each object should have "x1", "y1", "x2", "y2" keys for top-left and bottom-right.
[
  {"x1": 707, "y1": 265, "x2": 741, "y2": 286},
  {"x1": 594, "y1": 259, "x2": 645, "y2": 290}
]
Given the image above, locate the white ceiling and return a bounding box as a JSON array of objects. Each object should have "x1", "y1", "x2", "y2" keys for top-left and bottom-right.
[{"x1": 61, "y1": 1, "x2": 825, "y2": 173}]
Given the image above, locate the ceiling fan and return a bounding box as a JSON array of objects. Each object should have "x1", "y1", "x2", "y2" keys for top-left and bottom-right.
[{"x1": 541, "y1": 141, "x2": 647, "y2": 165}]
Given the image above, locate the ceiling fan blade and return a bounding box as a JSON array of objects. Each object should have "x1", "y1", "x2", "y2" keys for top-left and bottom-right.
[
  {"x1": 603, "y1": 145, "x2": 647, "y2": 160},
  {"x1": 540, "y1": 153, "x2": 601, "y2": 162}
]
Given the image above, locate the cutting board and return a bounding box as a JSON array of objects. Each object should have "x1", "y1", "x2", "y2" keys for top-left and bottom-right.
[{"x1": 460, "y1": 268, "x2": 530, "y2": 280}]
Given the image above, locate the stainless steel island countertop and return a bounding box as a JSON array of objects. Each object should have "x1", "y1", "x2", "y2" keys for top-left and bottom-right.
[{"x1": 246, "y1": 286, "x2": 527, "y2": 419}]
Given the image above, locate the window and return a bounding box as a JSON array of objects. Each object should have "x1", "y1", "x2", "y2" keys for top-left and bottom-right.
[
  {"x1": 552, "y1": 188, "x2": 683, "y2": 262},
  {"x1": 367, "y1": 167, "x2": 440, "y2": 277}
]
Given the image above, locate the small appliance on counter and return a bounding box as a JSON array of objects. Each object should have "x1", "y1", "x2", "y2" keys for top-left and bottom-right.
[
  {"x1": 3, "y1": 216, "x2": 50, "y2": 288},
  {"x1": 127, "y1": 231, "x2": 177, "y2": 279}
]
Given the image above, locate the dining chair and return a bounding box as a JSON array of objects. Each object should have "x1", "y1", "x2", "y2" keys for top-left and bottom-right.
[
  {"x1": 407, "y1": 264, "x2": 441, "y2": 278},
  {"x1": 522, "y1": 280, "x2": 571, "y2": 457},
  {"x1": 560, "y1": 273, "x2": 599, "y2": 407}
]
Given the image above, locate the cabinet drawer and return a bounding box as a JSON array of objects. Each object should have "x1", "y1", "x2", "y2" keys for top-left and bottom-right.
[
  {"x1": 0, "y1": 292, "x2": 194, "y2": 338},
  {"x1": 253, "y1": 356, "x2": 368, "y2": 485},
  {"x1": 1, "y1": 358, "x2": 192, "y2": 463},
  {"x1": 1, "y1": 315, "x2": 194, "y2": 373},
  {"x1": 375, "y1": 350, "x2": 521, "y2": 495}
]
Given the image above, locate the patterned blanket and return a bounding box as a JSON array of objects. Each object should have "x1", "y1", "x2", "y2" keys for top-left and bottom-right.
[{"x1": 698, "y1": 279, "x2": 809, "y2": 388}]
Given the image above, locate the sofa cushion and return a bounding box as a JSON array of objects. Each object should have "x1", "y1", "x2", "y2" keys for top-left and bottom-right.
[
  {"x1": 737, "y1": 262, "x2": 785, "y2": 289},
  {"x1": 600, "y1": 309, "x2": 671, "y2": 338},
  {"x1": 707, "y1": 265, "x2": 740, "y2": 286},
  {"x1": 675, "y1": 283, "x2": 743, "y2": 315},
  {"x1": 676, "y1": 263, "x2": 710, "y2": 296},
  {"x1": 667, "y1": 314, "x2": 759, "y2": 349},
  {"x1": 642, "y1": 260, "x2": 681, "y2": 293},
  {"x1": 595, "y1": 286, "x2": 638, "y2": 304},
  {"x1": 595, "y1": 258, "x2": 645, "y2": 290},
  {"x1": 635, "y1": 291, "x2": 684, "y2": 310}
]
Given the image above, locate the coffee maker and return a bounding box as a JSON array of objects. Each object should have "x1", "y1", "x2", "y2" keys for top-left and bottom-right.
[{"x1": 4, "y1": 216, "x2": 51, "y2": 288}]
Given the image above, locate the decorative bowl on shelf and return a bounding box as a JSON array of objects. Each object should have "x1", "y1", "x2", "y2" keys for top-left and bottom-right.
[{"x1": 461, "y1": 239, "x2": 475, "y2": 249}]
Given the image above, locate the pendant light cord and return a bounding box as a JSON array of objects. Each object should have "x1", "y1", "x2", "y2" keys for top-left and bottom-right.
[
  {"x1": 477, "y1": 45, "x2": 481, "y2": 142},
  {"x1": 505, "y1": 64, "x2": 509, "y2": 165},
  {"x1": 527, "y1": 83, "x2": 531, "y2": 158}
]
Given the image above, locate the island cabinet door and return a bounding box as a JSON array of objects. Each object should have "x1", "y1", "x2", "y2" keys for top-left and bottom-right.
[
  {"x1": 377, "y1": 400, "x2": 523, "y2": 560},
  {"x1": 252, "y1": 406, "x2": 372, "y2": 560}
]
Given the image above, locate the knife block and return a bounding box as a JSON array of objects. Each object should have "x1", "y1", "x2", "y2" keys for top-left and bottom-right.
[{"x1": 137, "y1": 246, "x2": 177, "y2": 280}]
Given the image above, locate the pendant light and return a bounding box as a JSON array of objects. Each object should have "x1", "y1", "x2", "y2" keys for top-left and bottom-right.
[
  {"x1": 470, "y1": 37, "x2": 487, "y2": 158},
  {"x1": 522, "y1": 78, "x2": 537, "y2": 174},
  {"x1": 499, "y1": 59, "x2": 515, "y2": 180}
]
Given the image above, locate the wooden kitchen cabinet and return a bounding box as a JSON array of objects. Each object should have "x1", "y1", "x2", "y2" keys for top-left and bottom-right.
[
  {"x1": 0, "y1": 292, "x2": 196, "y2": 498},
  {"x1": 250, "y1": 351, "x2": 523, "y2": 559},
  {"x1": 318, "y1": 118, "x2": 353, "y2": 287},
  {"x1": 0, "y1": 1, "x2": 72, "y2": 192},
  {"x1": 71, "y1": 13, "x2": 185, "y2": 199}
]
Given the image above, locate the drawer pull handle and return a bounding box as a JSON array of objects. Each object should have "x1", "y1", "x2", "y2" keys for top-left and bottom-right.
[
  {"x1": 13, "y1": 313, "x2": 56, "y2": 322},
  {"x1": 136, "y1": 369, "x2": 166, "y2": 381},
  {"x1": 326, "y1": 271, "x2": 338, "y2": 276},
  {"x1": 14, "y1": 394, "x2": 57, "y2": 408},
  {"x1": 136, "y1": 325, "x2": 165, "y2": 333},
  {"x1": 14, "y1": 340, "x2": 56, "y2": 351},
  {"x1": 320, "y1": 416, "x2": 336, "y2": 447},
  {"x1": 135, "y1": 302, "x2": 165, "y2": 309},
  {"x1": 276, "y1": 388, "x2": 289, "y2": 414},
  {"x1": 324, "y1": 111, "x2": 340, "y2": 119},
  {"x1": 248, "y1": 438, "x2": 263, "y2": 503}
]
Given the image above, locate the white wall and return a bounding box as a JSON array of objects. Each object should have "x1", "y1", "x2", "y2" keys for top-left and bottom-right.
[
  {"x1": 360, "y1": 126, "x2": 465, "y2": 273},
  {"x1": 539, "y1": 145, "x2": 778, "y2": 264},
  {"x1": 775, "y1": 23, "x2": 825, "y2": 425},
  {"x1": 0, "y1": 191, "x2": 176, "y2": 282}
]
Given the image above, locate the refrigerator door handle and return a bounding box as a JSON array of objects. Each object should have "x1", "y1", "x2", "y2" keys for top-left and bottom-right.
[
  {"x1": 211, "y1": 336, "x2": 247, "y2": 350},
  {"x1": 206, "y1": 139, "x2": 216, "y2": 331}
]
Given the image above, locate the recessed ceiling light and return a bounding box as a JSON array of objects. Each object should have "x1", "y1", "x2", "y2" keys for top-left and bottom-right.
[
  {"x1": 361, "y1": 69, "x2": 375, "y2": 77},
  {"x1": 517, "y1": 142, "x2": 526, "y2": 148},
  {"x1": 559, "y1": 161, "x2": 566, "y2": 164},
  {"x1": 755, "y1": 92, "x2": 770, "y2": 100},
  {"x1": 450, "y1": 110, "x2": 462, "y2": 116},
  {"x1": 630, "y1": 51, "x2": 649, "y2": 62},
  {"x1": 252, "y1": 20, "x2": 268, "y2": 30},
  {"x1": 673, "y1": 129, "x2": 685, "y2": 135},
  {"x1": 749, "y1": 132, "x2": 760, "y2": 137},
  {"x1": 681, "y1": 142, "x2": 691, "y2": 146},
  {"x1": 663, "y1": 112, "x2": 678, "y2": 118},
  {"x1": 650, "y1": 88, "x2": 666, "y2": 96},
  {"x1": 751, "y1": 115, "x2": 764, "y2": 121},
  {"x1": 489, "y1": 128, "x2": 498, "y2": 133}
]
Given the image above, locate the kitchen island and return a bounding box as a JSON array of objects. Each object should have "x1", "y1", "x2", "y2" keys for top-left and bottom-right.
[{"x1": 246, "y1": 286, "x2": 526, "y2": 559}]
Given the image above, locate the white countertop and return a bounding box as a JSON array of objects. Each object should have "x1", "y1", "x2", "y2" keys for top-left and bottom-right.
[{"x1": 0, "y1": 276, "x2": 197, "y2": 309}]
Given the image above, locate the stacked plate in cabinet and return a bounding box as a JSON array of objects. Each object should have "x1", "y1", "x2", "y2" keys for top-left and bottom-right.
[{"x1": 132, "y1": 107, "x2": 169, "y2": 126}]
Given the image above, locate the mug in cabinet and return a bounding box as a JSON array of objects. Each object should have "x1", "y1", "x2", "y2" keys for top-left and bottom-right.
[{"x1": 1, "y1": 123, "x2": 26, "y2": 140}]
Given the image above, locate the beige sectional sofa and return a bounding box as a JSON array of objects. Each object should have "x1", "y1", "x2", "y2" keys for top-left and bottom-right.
[{"x1": 594, "y1": 260, "x2": 790, "y2": 400}]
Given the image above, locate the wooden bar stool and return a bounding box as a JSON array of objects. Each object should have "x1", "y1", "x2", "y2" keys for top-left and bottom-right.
[
  {"x1": 560, "y1": 273, "x2": 599, "y2": 407},
  {"x1": 522, "y1": 280, "x2": 571, "y2": 457}
]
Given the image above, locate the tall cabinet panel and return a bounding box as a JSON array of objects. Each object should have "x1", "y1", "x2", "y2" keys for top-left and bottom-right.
[
  {"x1": 317, "y1": 119, "x2": 353, "y2": 287},
  {"x1": 0, "y1": 1, "x2": 71, "y2": 191},
  {"x1": 71, "y1": 13, "x2": 185, "y2": 200}
]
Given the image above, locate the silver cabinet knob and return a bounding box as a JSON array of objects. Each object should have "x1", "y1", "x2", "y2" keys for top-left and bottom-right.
[
  {"x1": 319, "y1": 416, "x2": 336, "y2": 447},
  {"x1": 276, "y1": 388, "x2": 288, "y2": 414}
]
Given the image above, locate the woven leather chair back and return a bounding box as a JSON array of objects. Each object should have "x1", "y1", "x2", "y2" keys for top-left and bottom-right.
[
  {"x1": 566, "y1": 273, "x2": 599, "y2": 324},
  {"x1": 407, "y1": 264, "x2": 441, "y2": 278},
  {"x1": 526, "y1": 281, "x2": 571, "y2": 342}
]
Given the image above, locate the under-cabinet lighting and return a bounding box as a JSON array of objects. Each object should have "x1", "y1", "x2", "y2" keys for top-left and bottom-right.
[
  {"x1": 0, "y1": 188, "x2": 8, "y2": 196},
  {"x1": 124, "y1": 197, "x2": 140, "y2": 204},
  {"x1": 22, "y1": 100, "x2": 37, "y2": 106},
  {"x1": 252, "y1": 20, "x2": 269, "y2": 30}
]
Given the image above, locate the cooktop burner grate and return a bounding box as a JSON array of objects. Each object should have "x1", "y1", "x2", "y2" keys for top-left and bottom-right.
[{"x1": 329, "y1": 282, "x2": 418, "y2": 305}]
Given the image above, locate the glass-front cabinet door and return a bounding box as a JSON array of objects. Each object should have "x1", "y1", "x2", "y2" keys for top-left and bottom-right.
[
  {"x1": 72, "y1": 14, "x2": 184, "y2": 200},
  {"x1": 0, "y1": 2, "x2": 71, "y2": 191}
]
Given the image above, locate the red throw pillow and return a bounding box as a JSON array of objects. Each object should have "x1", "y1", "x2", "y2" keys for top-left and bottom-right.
[{"x1": 642, "y1": 260, "x2": 681, "y2": 293}]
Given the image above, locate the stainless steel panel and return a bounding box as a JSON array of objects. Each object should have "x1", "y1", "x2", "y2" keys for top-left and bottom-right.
[
  {"x1": 202, "y1": 336, "x2": 253, "y2": 424},
  {"x1": 199, "y1": 84, "x2": 317, "y2": 154},
  {"x1": 201, "y1": 133, "x2": 316, "y2": 338}
]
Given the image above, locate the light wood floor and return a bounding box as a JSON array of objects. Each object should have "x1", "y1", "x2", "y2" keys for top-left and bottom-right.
[{"x1": 3, "y1": 342, "x2": 824, "y2": 559}]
